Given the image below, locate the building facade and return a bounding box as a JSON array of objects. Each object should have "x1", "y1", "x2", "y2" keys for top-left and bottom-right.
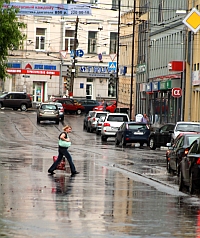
[{"x1": 1, "y1": 0, "x2": 120, "y2": 105}]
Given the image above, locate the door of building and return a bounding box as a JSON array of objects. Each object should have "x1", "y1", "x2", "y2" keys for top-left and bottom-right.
[{"x1": 86, "y1": 83, "x2": 93, "y2": 99}]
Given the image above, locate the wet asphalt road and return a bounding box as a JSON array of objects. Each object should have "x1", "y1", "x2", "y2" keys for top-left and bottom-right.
[{"x1": 1, "y1": 109, "x2": 200, "y2": 237}]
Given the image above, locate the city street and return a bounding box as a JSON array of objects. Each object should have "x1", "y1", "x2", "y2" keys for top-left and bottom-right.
[{"x1": 0, "y1": 110, "x2": 200, "y2": 237}]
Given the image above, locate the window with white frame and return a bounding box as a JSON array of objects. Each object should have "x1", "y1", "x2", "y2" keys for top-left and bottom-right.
[
  {"x1": 88, "y1": 31, "x2": 97, "y2": 54},
  {"x1": 65, "y1": 30, "x2": 75, "y2": 52},
  {"x1": 111, "y1": 0, "x2": 118, "y2": 10},
  {"x1": 35, "y1": 28, "x2": 46, "y2": 50},
  {"x1": 38, "y1": 0, "x2": 47, "y2": 2},
  {"x1": 67, "y1": 0, "x2": 76, "y2": 3},
  {"x1": 110, "y1": 32, "x2": 117, "y2": 54}
]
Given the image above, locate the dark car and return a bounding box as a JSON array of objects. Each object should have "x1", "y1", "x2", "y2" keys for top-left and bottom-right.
[
  {"x1": 149, "y1": 123, "x2": 175, "y2": 150},
  {"x1": 53, "y1": 98, "x2": 85, "y2": 115},
  {"x1": 166, "y1": 133, "x2": 200, "y2": 175},
  {"x1": 179, "y1": 137, "x2": 200, "y2": 194},
  {"x1": 78, "y1": 99, "x2": 100, "y2": 113},
  {"x1": 37, "y1": 102, "x2": 59, "y2": 124},
  {"x1": 115, "y1": 122, "x2": 150, "y2": 147},
  {"x1": 0, "y1": 91, "x2": 32, "y2": 111},
  {"x1": 83, "y1": 111, "x2": 94, "y2": 130}
]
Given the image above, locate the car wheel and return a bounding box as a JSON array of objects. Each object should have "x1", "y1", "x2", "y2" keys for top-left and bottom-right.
[
  {"x1": 96, "y1": 130, "x2": 100, "y2": 135},
  {"x1": 101, "y1": 136, "x2": 107, "y2": 142},
  {"x1": 20, "y1": 104, "x2": 27, "y2": 111},
  {"x1": 87, "y1": 125, "x2": 90, "y2": 132},
  {"x1": 56, "y1": 119, "x2": 59, "y2": 124},
  {"x1": 60, "y1": 116, "x2": 64, "y2": 121},
  {"x1": 179, "y1": 170, "x2": 183, "y2": 191},
  {"x1": 37, "y1": 118, "x2": 40, "y2": 124},
  {"x1": 122, "y1": 137, "x2": 126, "y2": 146},
  {"x1": 167, "y1": 159, "x2": 171, "y2": 173},
  {"x1": 149, "y1": 137, "x2": 156, "y2": 150},
  {"x1": 77, "y1": 109, "x2": 82, "y2": 115},
  {"x1": 189, "y1": 172, "x2": 194, "y2": 195},
  {"x1": 115, "y1": 137, "x2": 120, "y2": 146},
  {"x1": 0, "y1": 103, "x2": 2, "y2": 109}
]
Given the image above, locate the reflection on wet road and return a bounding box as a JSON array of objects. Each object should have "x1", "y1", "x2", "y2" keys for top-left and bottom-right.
[{"x1": 0, "y1": 110, "x2": 200, "y2": 237}]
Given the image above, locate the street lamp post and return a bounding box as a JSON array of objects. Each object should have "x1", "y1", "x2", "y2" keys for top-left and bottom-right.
[{"x1": 130, "y1": 0, "x2": 136, "y2": 120}]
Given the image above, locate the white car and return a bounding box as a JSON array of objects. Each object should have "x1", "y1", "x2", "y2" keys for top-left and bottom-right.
[
  {"x1": 101, "y1": 113, "x2": 130, "y2": 141},
  {"x1": 172, "y1": 121, "x2": 200, "y2": 140}
]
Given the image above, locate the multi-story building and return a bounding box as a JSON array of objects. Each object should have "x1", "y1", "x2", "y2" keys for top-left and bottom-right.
[
  {"x1": 1, "y1": 0, "x2": 119, "y2": 106},
  {"x1": 136, "y1": 0, "x2": 187, "y2": 124}
]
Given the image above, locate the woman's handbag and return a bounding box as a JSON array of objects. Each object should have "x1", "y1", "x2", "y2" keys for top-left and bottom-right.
[
  {"x1": 53, "y1": 156, "x2": 66, "y2": 170},
  {"x1": 58, "y1": 139, "x2": 71, "y2": 148}
]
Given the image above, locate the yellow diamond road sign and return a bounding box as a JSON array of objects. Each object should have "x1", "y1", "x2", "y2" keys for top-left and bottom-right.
[{"x1": 183, "y1": 8, "x2": 200, "y2": 33}]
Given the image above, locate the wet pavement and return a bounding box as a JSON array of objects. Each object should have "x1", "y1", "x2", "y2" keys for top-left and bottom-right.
[{"x1": 0, "y1": 110, "x2": 200, "y2": 237}]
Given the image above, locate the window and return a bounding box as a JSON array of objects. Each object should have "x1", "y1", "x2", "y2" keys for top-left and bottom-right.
[
  {"x1": 158, "y1": 0, "x2": 164, "y2": 23},
  {"x1": 65, "y1": 30, "x2": 75, "y2": 52},
  {"x1": 35, "y1": 28, "x2": 46, "y2": 50},
  {"x1": 38, "y1": 0, "x2": 47, "y2": 2},
  {"x1": 90, "y1": 0, "x2": 98, "y2": 3},
  {"x1": 67, "y1": 0, "x2": 76, "y2": 3},
  {"x1": 88, "y1": 31, "x2": 97, "y2": 54},
  {"x1": 110, "y1": 32, "x2": 117, "y2": 54},
  {"x1": 111, "y1": 0, "x2": 118, "y2": 10}
]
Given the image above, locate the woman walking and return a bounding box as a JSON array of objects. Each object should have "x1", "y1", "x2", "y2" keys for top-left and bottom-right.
[{"x1": 48, "y1": 125, "x2": 79, "y2": 176}]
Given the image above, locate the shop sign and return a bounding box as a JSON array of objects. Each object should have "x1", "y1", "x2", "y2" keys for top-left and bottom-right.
[
  {"x1": 172, "y1": 87, "x2": 182, "y2": 98},
  {"x1": 146, "y1": 82, "x2": 152, "y2": 92},
  {"x1": 140, "y1": 83, "x2": 146, "y2": 92},
  {"x1": 168, "y1": 61, "x2": 185, "y2": 71},
  {"x1": 136, "y1": 64, "x2": 146, "y2": 74},
  {"x1": 152, "y1": 81, "x2": 160, "y2": 91},
  {"x1": 160, "y1": 80, "x2": 171, "y2": 90},
  {"x1": 7, "y1": 68, "x2": 60, "y2": 76},
  {"x1": 192, "y1": 71, "x2": 200, "y2": 85},
  {"x1": 78, "y1": 65, "x2": 116, "y2": 78}
]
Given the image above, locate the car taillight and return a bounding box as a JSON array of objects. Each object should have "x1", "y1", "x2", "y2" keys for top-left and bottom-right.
[
  {"x1": 93, "y1": 118, "x2": 95, "y2": 121},
  {"x1": 27, "y1": 94, "x2": 32, "y2": 101},
  {"x1": 104, "y1": 122, "x2": 110, "y2": 127},
  {"x1": 184, "y1": 148, "x2": 189, "y2": 155},
  {"x1": 88, "y1": 117, "x2": 91, "y2": 120},
  {"x1": 196, "y1": 158, "x2": 200, "y2": 165}
]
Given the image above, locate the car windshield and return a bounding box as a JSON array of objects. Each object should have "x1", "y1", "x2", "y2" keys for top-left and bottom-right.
[
  {"x1": 187, "y1": 136, "x2": 200, "y2": 145},
  {"x1": 0, "y1": 93, "x2": 8, "y2": 98},
  {"x1": 41, "y1": 105, "x2": 57, "y2": 110},
  {"x1": 128, "y1": 124, "x2": 148, "y2": 130},
  {"x1": 176, "y1": 124, "x2": 200, "y2": 132},
  {"x1": 107, "y1": 115, "x2": 128, "y2": 122}
]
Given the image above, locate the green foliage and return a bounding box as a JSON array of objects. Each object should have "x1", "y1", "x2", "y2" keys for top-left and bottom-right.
[{"x1": 0, "y1": 0, "x2": 26, "y2": 80}]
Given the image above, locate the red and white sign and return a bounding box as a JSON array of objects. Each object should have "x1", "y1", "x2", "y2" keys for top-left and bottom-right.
[
  {"x1": 168, "y1": 61, "x2": 185, "y2": 71},
  {"x1": 7, "y1": 68, "x2": 60, "y2": 76},
  {"x1": 172, "y1": 87, "x2": 182, "y2": 98},
  {"x1": 60, "y1": 51, "x2": 67, "y2": 58},
  {"x1": 110, "y1": 54, "x2": 116, "y2": 62}
]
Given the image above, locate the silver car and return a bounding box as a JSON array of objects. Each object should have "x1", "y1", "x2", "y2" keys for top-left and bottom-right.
[
  {"x1": 87, "y1": 111, "x2": 109, "y2": 133},
  {"x1": 37, "y1": 103, "x2": 60, "y2": 124}
]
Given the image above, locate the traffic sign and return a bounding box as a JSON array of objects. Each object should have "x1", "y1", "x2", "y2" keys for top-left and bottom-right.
[
  {"x1": 108, "y1": 62, "x2": 117, "y2": 70},
  {"x1": 70, "y1": 49, "x2": 84, "y2": 57},
  {"x1": 60, "y1": 50, "x2": 67, "y2": 58},
  {"x1": 172, "y1": 87, "x2": 182, "y2": 98},
  {"x1": 183, "y1": 8, "x2": 200, "y2": 33},
  {"x1": 110, "y1": 54, "x2": 116, "y2": 62},
  {"x1": 76, "y1": 49, "x2": 84, "y2": 57}
]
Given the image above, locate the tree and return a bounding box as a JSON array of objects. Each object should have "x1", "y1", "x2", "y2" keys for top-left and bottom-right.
[{"x1": 0, "y1": 0, "x2": 26, "y2": 80}]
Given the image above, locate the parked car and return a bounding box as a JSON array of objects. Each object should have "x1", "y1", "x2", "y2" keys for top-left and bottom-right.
[
  {"x1": 0, "y1": 91, "x2": 32, "y2": 111},
  {"x1": 93, "y1": 100, "x2": 116, "y2": 113},
  {"x1": 87, "y1": 111, "x2": 109, "y2": 133},
  {"x1": 37, "y1": 103, "x2": 59, "y2": 124},
  {"x1": 172, "y1": 121, "x2": 200, "y2": 141},
  {"x1": 115, "y1": 122, "x2": 150, "y2": 147},
  {"x1": 96, "y1": 116, "x2": 106, "y2": 135},
  {"x1": 50, "y1": 102, "x2": 64, "y2": 121},
  {"x1": 166, "y1": 132, "x2": 200, "y2": 175},
  {"x1": 149, "y1": 123, "x2": 175, "y2": 150},
  {"x1": 179, "y1": 137, "x2": 200, "y2": 194},
  {"x1": 101, "y1": 113, "x2": 130, "y2": 141},
  {"x1": 83, "y1": 111, "x2": 94, "y2": 130},
  {"x1": 78, "y1": 99, "x2": 100, "y2": 113},
  {"x1": 53, "y1": 98, "x2": 85, "y2": 115}
]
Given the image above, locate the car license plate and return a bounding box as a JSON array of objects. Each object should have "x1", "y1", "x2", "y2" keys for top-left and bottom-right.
[
  {"x1": 134, "y1": 132, "x2": 143, "y2": 135},
  {"x1": 111, "y1": 127, "x2": 117, "y2": 131}
]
